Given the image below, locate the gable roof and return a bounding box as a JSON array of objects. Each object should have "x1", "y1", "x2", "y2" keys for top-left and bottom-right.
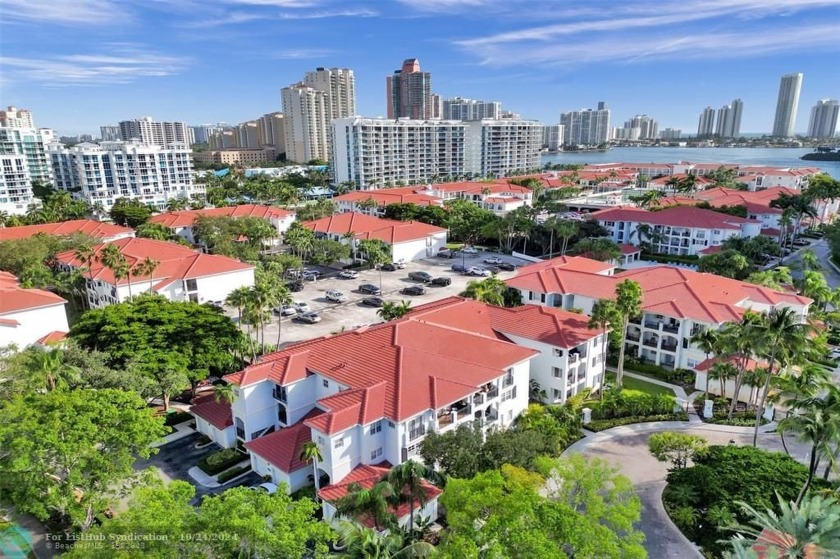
[
  {"x1": 0, "y1": 272, "x2": 67, "y2": 315},
  {"x1": 190, "y1": 398, "x2": 234, "y2": 430},
  {"x1": 54, "y1": 237, "x2": 253, "y2": 286},
  {"x1": 149, "y1": 204, "x2": 294, "y2": 228},
  {"x1": 302, "y1": 212, "x2": 446, "y2": 244},
  {"x1": 334, "y1": 189, "x2": 442, "y2": 207},
  {"x1": 0, "y1": 220, "x2": 134, "y2": 241},
  {"x1": 244, "y1": 408, "x2": 324, "y2": 473},
  {"x1": 591, "y1": 205, "x2": 759, "y2": 230}
]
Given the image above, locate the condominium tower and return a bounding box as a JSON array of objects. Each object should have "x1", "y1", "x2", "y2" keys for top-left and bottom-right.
[
  {"x1": 386, "y1": 59, "x2": 434, "y2": 120},
  {"x1": 0, "y1": 106, "x2": 35, "y2": 128},
  {"x1": 0, "y1": 127, "x2": 54, "y2": 215},
  {"x1": 772, "y1": 73, "x2": 803, "y2": 137},
  {"x1": 443, "y1": 98, "x2": 502, "y2": 121},
  {"x1": 118, "y1": 117, "x2": 192, "y2": 148},
  {"x1": 715, "y1": 99, "x2": 743, "y2": 138},
  {"x1": 304, "y1": 67, "x2": 356, "y2": 120},
  {"x1": 697, "y1": 107, "x2": 716, "y2": 137},
  {"x1": 281, "y1": 83, "x2": 330, "y2": 163},
  {"x1": 560, "y1": 102, "x2": 611, "y2": 145},
  {"x1": 807, "y1": 99, "x2": 839, "y2": 139}
]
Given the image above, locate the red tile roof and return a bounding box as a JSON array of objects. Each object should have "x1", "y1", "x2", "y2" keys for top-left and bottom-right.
[
  {"x1": 190, "y1": 398, "x2": 234, "y2": 430},
  {"x1": 620, "y1": 244, "x2": 641, "y2": 255},
  {"x1": 0, "y1": 273, "x2": 67, "y2": 315},
  {"x1": 0, "y1": 220, "x2": 133, "y2": 241},
  {"x1": 149, "y1": 204, "x2": 293, "y2": 228},
  {"x1": 224, "y1": 301, "x2": 537, "y2": 429},
  {"x1": 244, "y1": 408, "x2": 324, "y2": 473},
  {"x1": 36, "y1": 331, "x2": 68, "y2": 345},
  {"x1": 318, "y1": 461, "x2": 442, "y2": 527},
  {"x1": 55, "y1": 238, "x2": 253, "y2": 287},
  {"x1": 302, "y1": 212, "x2": 446, "y2": 244},
  {"x1": 592, "y1": 205, "x2": 759, "y2": 230},
  {"x1": 335, "y1": 189, "x2": 442, "y2": 207},
  {"x1": 507, "y1": 261, "x2": 811, "y2": 324},
  {"x1": 694, "y1": 355, "x2": 767, "y2": 372}
]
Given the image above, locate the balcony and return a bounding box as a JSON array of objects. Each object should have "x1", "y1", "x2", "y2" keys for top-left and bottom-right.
[
  {"x1": 642, "y1": 338, "x2": 659, "y2": 348},
  {"x1": 661, "y1": 343, "x2": 678, "y2": 353},
  {"x1": 486, "y1": 386, "x2": 499, "y2": 400},
  {"x1": 473, "y1": 393, "x2": 484, "y2": 406},
  {"x1": 626, "y1": 333, "x2": 641, "y2": 342},
  {"x1": 484, "y1": 408, "x2": 499, "y2": 422},
  {"x1": 568, "y1": 352, "x2": 580, "y2": 364},
  {"x1": 662, "y1": 322, "x2": 680, "y2": 334},
  {"x1": 409, "y1": 425, "x2": 426, "y2": 441},
  {"x1": 644, "y1": 321, "x2": 661, "y2": 330},
  {"x1": 272, "y1": 385, "x2": 287, "y2": 403}
]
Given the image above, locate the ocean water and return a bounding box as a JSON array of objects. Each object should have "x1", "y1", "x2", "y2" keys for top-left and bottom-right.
[{"x1": 541, "y1": 147, "x2": 840, "y2": 179}]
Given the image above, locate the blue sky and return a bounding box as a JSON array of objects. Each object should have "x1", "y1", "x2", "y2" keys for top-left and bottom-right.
[{"x1": 1, "y1": 0, "x2": 839, "y2": 136}]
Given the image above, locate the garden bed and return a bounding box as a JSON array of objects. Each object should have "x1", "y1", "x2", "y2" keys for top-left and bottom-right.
[
  {"x1": 218, "y1": 465, "x2": 252, "y2": 484},
  {"x1": 163, "y1": 410, "x2": 193, "y2": 427},
  {"x1": 586, "y1": 413, "x2": 689, "y2": 432},
  {"x1": 197, "y1": 448, "x2": 246, "y2": 476}
]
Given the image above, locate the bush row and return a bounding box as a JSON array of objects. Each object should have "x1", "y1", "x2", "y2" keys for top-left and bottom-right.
[
  {"x1": 621, "y1": 359, "x2": 695, "y2": 386},
  {"x1": 198, "y1": 448, "x2": 245, "y2": 475},
  {"x1": 590, "y1": 391, "x2": 677, "y2": 420},
  {"x1": 586, "y1": 413, "x2": 688, "y2": 432},
  {"x1": 164, "y1": 410, "x2": 193, "y2": 427},
  {"x1": 217, "y1": 465, "x2": 252, "y2": 484},
  {"x1": 641, "y1": 252, "x2": 699, "y2": 265}
]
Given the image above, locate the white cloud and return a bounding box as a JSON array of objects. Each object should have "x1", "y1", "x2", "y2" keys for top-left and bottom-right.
[
  {"x1": 274, "y1": 8, "x2": 377, "y2": 19},
  {"x1": 183, "y1": 11, "x2": 269, "y2": 28},
  {"x1": 272, "y1": 48, "x2": 336, "y2": 59},
  {"x1": 225, "y1": 0, "x2": 321, "y2": 6},
  {"x1": 0, "y1": 46, "x2": 190, "y2": 86},
  {"x1": 0, "y1": 0, "x2": 126, "y2": 24}
]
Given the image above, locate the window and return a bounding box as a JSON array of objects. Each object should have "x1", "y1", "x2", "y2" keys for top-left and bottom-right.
[
  {"x1": 540, "y1": 293, "x2": 546, "y2": 303},
  {"x1": 323, "y1": 379, "x2": 329, "y2": 388},
  {"x1": 553, "y1": 348, "x2": 564, "y2": 357},
  {"x1": 318, "y1": 436, "x2": 325, "y2": 445},
  {"x1": 502, "y1": 369, "x2": 514, "y2": 387},
  {"x1": 388, "y1": 421, "x2": 395, "y2": 428},
  {"x1": 501, "y1": 386, "x2": 517, "y2": 402},
  {"x1": 334, "y1": 438, "x2": 344, "y2": 448},
  {"x1": 370, "y1": 447, "x2": 383, "y2": 460},
  {"x1": 553, "y1": 389, "x2": 561, "y2": 400},
  {"x1": 687, "y1": 358, "x2": 699, "y2": 368},
  {"x1": 185, "y1": 278, "x2": 198, "y2": 291},
  {"x1": 553, "y1": 367, "x2": 562, "y2": 378},
  {"x1": 369, "y1": 420, "x2": 382, "y2": 435}
]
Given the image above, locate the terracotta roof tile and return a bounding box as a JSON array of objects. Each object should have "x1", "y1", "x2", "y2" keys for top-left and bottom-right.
[
  {"x1": 0, "y1": 274, "x2": 67, "y2": 314},
  {"x1": 302, "y1": 212, "x2": 446, "y2": 244},
  {"x1": 592, "y1": 205, "x2": 759, "y2": 229},
  {"x1": 190, "y1": 399, "x2": 234, "y2": 430},
  {"x1": 244, "y1": 408, "x2": 324, "y2": 473},
  {"x1": 0, "y1": 220, "x2": 134, "y2": 241},
  {"x1": 36, "y1": 331, "x2": 68, "y2": 345},
  {"x1": 149, "y1": 204, "x2": 294, "y2": 228}
]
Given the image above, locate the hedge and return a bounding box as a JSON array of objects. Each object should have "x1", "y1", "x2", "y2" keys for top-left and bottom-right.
[
  {"x1": 218, "y1": 465, "x2": 252, "y2": 484},
  {"x1": 622, "y1": 359, "x2": 695, "y2": 385},
  {"x1": 641, "y1": 252, "x2": 699, "y2": 265},
  {"x1": 164, "y1": 410, "x2": 193, "y2": 426},
  {"x1": 586, "y1": 412, "x2": 689, "y2": 432},
  {"x1": 198, "y1": 448, "x2": 245, "y2": 475},
  {"x1": 706, "y1": 411, "x2": 769, "y2": 427}
]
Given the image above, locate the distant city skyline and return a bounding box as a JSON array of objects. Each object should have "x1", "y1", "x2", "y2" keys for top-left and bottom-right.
[{"x1": 1, "y1": 0, "x2": 839, "y2": 136}]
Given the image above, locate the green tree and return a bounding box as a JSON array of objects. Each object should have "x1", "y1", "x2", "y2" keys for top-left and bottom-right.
[
  {"x1": 132, "y1": 256, "x2": 160, "y2": 293},
  {"x1": 336, "y1": 480, "x2": 397, "y2": 531},
  {"x1": 109, "y1": 197, "x2": 153, "y2": 227},
  {"x1": 378, "y1": 300, "x2": 412, "y2": 321},
  {"x1": 335, "y1": 521, "x2": 436, "y2": 559},
  {"x1": 385, "y1": 460, "x2": 434, "y2": 537},
  {"x1": 299, "y1": 441, "x2": 324, "y2": 497},
  {"x1": 135, "y1": 222, "x2": 177, "y2": 241},
  {"x1": 19, "y1": 346, "x2": 81, "y2": 392},
  {"x1": 420, "y1": 424, "x2": 484, "y2": 479},
  {"x1": 0, "y1": 389, "x2": 167, "y2": 531},
  {"x1": 588, "y1": 299, "x2": 619, "y2": 397},
  {"x1": 571, "y1": 237, "x2": 622, "y2": 262},
  {"x1": 614, "y1": 279, "x2": 643, "y2": 387},
  {"x1": 443, "y1": 199, "x2": 496, "y2": 245},
  {"x1": 690, "y1": 328, "x2": 721, "y2": 395},
  {"x1": 698, "y1": 249, "x2": 751, "y2": 279},
  {"x1": 545, "y1": 218, "x2": 579, "y2": 258},
  {"x1": 284, "y1": 221, "x2": 316, "y2": 261},
  {"x1": 648, "y1": 432, "x2": 708, "y2": 470},
  {"x1": 461, "y1": 277, "x2": 508, "y2": 306}
]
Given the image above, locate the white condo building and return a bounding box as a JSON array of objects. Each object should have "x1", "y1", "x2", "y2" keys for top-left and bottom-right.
[
  {"x1": 282, "y1": 83, "x2": 330, "y2": 164},
  {"x1": 772, "y1": 73, "x2": 803, "y2": 138},
  {"x1": 542, "y1": 124, "x2": 564, "y2": 151},
  {"x1": 464, "y1": 119, "x2": 542, "y2": 177},
  {"x1": 808, "y1": 99, "x2": 839, "y2": 139},
  {"x1": 0, "y1": 127, "x2": 54, "y2": 215},
  {"x1": 0, "y1": 106, "x2": 35, "y2": 128},
  {"x1": 560, "y1": 102, "x2": 611, "y2": 146},
  {"x1": 443, "y1": 97, "x2": 502, "y2": 121},
  {"x1": 118, "y1": 117, "x2": 192, "y2": 148},
  {"x1": 716, "y1": 99, "x2": 743, "y2": 139},
  {"x1": 49, "y1": 140, "x2": 199, "y2": 211},
  {"x1": 304, "y1": 67, "x2": 357, "y2": 120}
]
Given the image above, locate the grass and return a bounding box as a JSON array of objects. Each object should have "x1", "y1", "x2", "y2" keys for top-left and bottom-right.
[{"x1": 606, "y1": 372, "x2": 675, "y2": 396}]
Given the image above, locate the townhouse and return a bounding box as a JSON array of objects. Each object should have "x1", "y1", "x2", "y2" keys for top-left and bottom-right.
[
  {"x1": 505, "y1": 256, "x2": 810, "y2": 374},
  {"x1": 0, "y1": 271, "x2": 69, "y2": 350},
  {"x1": 334, "y1": 188, "x2": 442, "y2": 217},
  {"x1": 54, "y1": 238, "x2": 254, "y2": 307},
  {"x1": 301, "y1": 212, "x2": 447, "y2": 263},
  {"x1": 148, "y1": 204, "x2": 296, "y2": 245},
  {"x1": 192, "y1": 296, "x2": 604, "y2": 525},
  {"x1": 592, "y1": 206, "x2": 762, "y2": 256},
  {"x1": 421, "y1": 181, "x2": 534, "y2": 214},
  {"x1": 737, "y1": 166, "x2": 820, "y2": 191},
  {"x1": 0, "y1": 219, "x2": 135, "y2": 242}
]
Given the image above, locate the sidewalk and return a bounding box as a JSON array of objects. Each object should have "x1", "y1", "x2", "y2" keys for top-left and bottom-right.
[{"x1": 151, "y1": 420, "x2": 196, "y2": 448}]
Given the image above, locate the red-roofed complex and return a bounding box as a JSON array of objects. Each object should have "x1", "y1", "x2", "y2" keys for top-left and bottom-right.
[
  {"x1": 195, "y1": 297, "x2": 604, "y2": 524},
  {"x1": 592, "y1": 205, "x2": 763, "y2": 256},
  {"x1": 0, "y1": 219, "x2": 135, "y2": 242},
  {"x1": 0, "y1": 271, "x2": 69, "y2": 350},
  {"x1": 302, "y1": 212, "x2": 447, "y2": 263},
  {"x1": 54, "y1": 238, "x2": 254, "y2": 308},
  {"x1": 149, "y1": 204, "x2": 295, "y2": 245},
  {"x1": 506, "y1": 256, "x2": 811, "y2": 373}
]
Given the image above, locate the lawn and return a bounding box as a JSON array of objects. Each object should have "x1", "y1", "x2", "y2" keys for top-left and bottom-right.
[{"x1": 606, "y1": 372, "x2": 675, "y2": 396}]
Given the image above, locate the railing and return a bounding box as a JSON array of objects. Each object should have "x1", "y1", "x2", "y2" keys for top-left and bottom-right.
[
  {"x1": 629, "y1": 316, "x2": 641, "y2": 325},
  {"x1": 485, "y1": 409, "x2": 499, "y2": 422},
  {"x1": 437, "y1": 413, "x2": 454, "y2": 428},
  {"x1": 502, "y1": 374, "x2": 514, "y2": 388},
  {"x1": 644, "y1": 321, "x2": 660, "y2": 330},
  {"x1": 642, "y1": 339, "x2": 658, "y2": 348},
  {"x1": 661, "y1": 343, "x2": 678, "y2": 353},
  {"x1": 569, "y1": 353, "x2": 580, "y2": 364},
  {"x1": 626, "y1": 333, "x2": 641, "y2": 342},
  {"x1": 473, "y1": 393, "x2": 484, "y2": 406},
  {"x1": 486, "y1": 387, "x2": 499, "y2": 399},
  {"x1": 409, "y1": 426, "x2": 426, "y2": 441},
  {"x1": 662, "y1": 323, "x2": 680, "y2": 334},
  {"x1": 402, "y1": 446, "x2": 420, "y2": 459}
]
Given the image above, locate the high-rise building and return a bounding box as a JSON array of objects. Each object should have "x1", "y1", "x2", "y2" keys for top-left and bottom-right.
[
  {"x1": 560, "y1": 102, "x2": 610, "y2": 145},
  {"x1": 616, "y1": 115, "x2": 658, "y2": 140},
  {"x1": 0, "y1": 106, "x2": 35, "y2": 128},
  {"x1": 443, "y1": 97, "x2": 502, "y2": 121},
  {"x1": 715, "y1": 99, "x2": 743, "y2": 138},
  {"x1": 807, "y1": 99, "x2": 839, "y2": 139},
  {"x1": 190, "y1": 124, "x2": 225, "y2": 145},
  {"x1": 303, "y1": 67, "x2": 356, "y2": 120},
  {"x1": 118, "y1": 117, "x2": 192, "y2": 148},
  {"x1": 49, "y1": 140, "x2": 197, "y2": 211},
  {"x1": 697, "y1": 107, "x2": 716, "y2": 137},
  {"x1": 430, "y1": 94, "x2": 444, "y2": 119},
  {"x1": 100, "y1": 125, "x2": 121, "y2": 142},
  {"x1": 0, "y1": 154, "x2": 32, "y2": 215},
  {"x1": 386, "y1": 58, "x2": 433, "y2": 120},
  {"x1": 464, "y1": 119, "x2": 542, "y2": 177},
  {"x1": 541, "y1": 124, "x2": 564, "y2": 151},
  {"x1": 772, "y1": 73, "x2": 803, "y2": 137},
  {"x1": 281, "y1": 83, "x2": 330, "y2": 163},
  {"x1": 660, "y1": 128, "x2": 682, "y2": 140},
  {"x1": 257, "y1": 112, "x2": 286, "y2": 154}
]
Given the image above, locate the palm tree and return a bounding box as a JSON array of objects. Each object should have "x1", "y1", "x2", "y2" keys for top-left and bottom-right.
[
  {"x1": 726, "y1": 494, "x2": 840, "y2": 559},
  {"x1": 554, "y1": 219, "x2": 579, "y2": 257},
  {"x1": 99, "y1": 243, "x2": 132, "y2": 299},
  {"x1": 378, "y1": 300, "x2": 412, "y2": 322},
  {"x1": 461, "y1": 277, "x2": 507, "y2": 306},
  {"x1": 385, "y1": 460, "x2": 431, "y2": 536},
  {"x1": 335, "y1": 521, "x2": 436, "y2": 558},
  {"x1": 132, "y1": 257, "x2": 159, "y2": 294},
  {"x1": 677, "y1": 174, "x2": 699, "y2": 198},
  {"x1": 299, "y1": 441, "x2": 324, "y2": 499},
  {"x1": 25, "y1": 348, "x2": 81, "y2": 392},
  {"x1": 708, "y1": 362, "x2": 737, "y2": 401},
  {"x1": 214, "y1": 383, "x2": 235, "y2": 404},
  {"x1": 336, "y1": 480, "x2": 397, "y2": 532},
  {"x1": 226, "y1": 286, "x2": 251, "y2": 335},
  {"x1": 718, "y1": 313, "x2": 766, "y2": 419},
  {"x1": 588, "y1": 299, "x2": 618, "y2": 398},
  {"x1": 614, "y1": 279, "x2": 643, "y2": 387},
  {"x1": 691, "y1": 329, "x2": 721, "y2": 396},
  {"x1": 273, "y1": 283, "x2": 292, "y2": 348},
  {"x1": 752, "y1": 308, "x2": 812, "y2": 446},
  {"x1": 74, "y1": 244, "x2": 98, "y2": 308}
]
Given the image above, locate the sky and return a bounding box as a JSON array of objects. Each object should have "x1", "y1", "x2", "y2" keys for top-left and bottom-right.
[{"x1": 1, "y1": 0, "x2": 839, "y2": 136}]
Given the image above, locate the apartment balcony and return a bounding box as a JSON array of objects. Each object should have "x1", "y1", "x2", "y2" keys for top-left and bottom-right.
[
  {"x1": 568, "y1": 352, "x2": 580, "y2": 364},
  {"x1": 644, "y1": 321, "x2": 661, "y2": 330},
  {"x1": 472, "y1": 393, "x2": 484, "y2": 406},
  {"x1": 660, "y1": 342, "x2": 678, "y2": 353},
  {"x1": 486, "y1": 386, "x2": 499, "y2": 400},
  {"x1": 642, "y1": 338, "x2": 659, "y2": 348},
  {"x1": 626, "y1": 332, "x2": 641, "y2": 342},
  {"x1": 662, "y1": 322, "x2": 680, "y2": 334},
  {"x1": 409, "y1": 425, "x2": 426, "y2": 441}
]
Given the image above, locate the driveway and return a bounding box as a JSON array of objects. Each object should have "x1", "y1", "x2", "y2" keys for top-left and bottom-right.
[
  {"x1": 564, "y1": 422, "x2": 812, "y2": 558},
  {"x1": 136, "y1": 432, "x2": 261, "y2": 504}
]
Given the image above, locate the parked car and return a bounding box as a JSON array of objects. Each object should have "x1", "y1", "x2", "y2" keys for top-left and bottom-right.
[
  {"x1": 358, "y1": 284, "x2": 382, "y2": 295},
  {"x1": 302, "y1": 271, "x2": 320, "y2": 281},
  {"x1": 484, "y1": 257, "x2": 503, "y2": 265},
  {"x1": 295, "y1": 311, "x2": 321, "y2": 324},
  {"x1": 401, "y1": 285, "x2": 427, "y2": 296},
  {"x1": 275, "y1": 304, "x2": 297, "y2": 317},
  {"x1": 393, "y1": 260, "x2": 407, "y2": 269},
  {"x1": 292, "y1": 302, "x2": 311, "y2": 314},
  {"x1": 430, "y1": 277, "x2": 451, "y2": 287},
  {"x1": 286, "y1": 280, "x2": 304, "y2": 292},
  {"x1": 461, "y1": 246, "x2": 478, "y2": 254},
  {"x1": 485, "y1": 266, "x2": 501, "y2": 275},
  {"x1": 437, "y1": 248, "x2": 454, "y2": 259},
  {"x1": 793, "y1": 239, "x2": 810, "y2": 247},
  {"x1": 380, "y1": 263, "x2": 397, "y2": 272},
  {"x1": 408, "y1": 271, "x2": 434, "y2": 282},
  {"x1": 339, "y1": 270, "x2": 359, "y2": 279},
  {"x1": 451, "y1": 263, "x2": 467, "y2": 273},
  {"x1": 361, "y1": 296, "x2": 385, "y2": 307},
  {"x1": 249, "y1": 483, "x2": 278, "y2": 494},
  {"x1": 497, "y1": 262, "x2": 516, "y2": 271},
  {"x1": 468, "y1": 266, "x2": 492, "y2": 277},
  {"x1": 325, "y1": 290, "x2": 348, "y2": 303}
]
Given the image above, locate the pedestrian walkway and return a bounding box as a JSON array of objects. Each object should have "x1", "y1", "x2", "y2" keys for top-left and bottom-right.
[{"x1": 151, "y1": 420, "x2": 196, "y2": 448}]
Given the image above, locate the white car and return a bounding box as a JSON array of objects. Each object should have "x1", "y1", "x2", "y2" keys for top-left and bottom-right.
[
  {"x1": 326, "y1": 290, "x2": 348, "y2": 303},
  {"x1": 393, "y1": 260, "x2": 407, "y2": 269},
  {"x1": 249, "y1": 482, "x2": 278, "y2": 494},
  {"x1": 292, "y1": 302, "x2": 311, "y2": 314},
  {"x1": 461, "y1": 246, "x2": 478, "y2": 254},
  {"x1": 296, "y1": 311, "x2": 322, "y2": 324},
  {"x1": 484, "y1": 257, "x2": 503, "y2": 265},
  {"x1": 339, "y1": 270, "x2": 359, "y2": 279},
  {"x1": 277, "y1": 304, "x2": 297, "y2": 317},
  {"x1": 468, "y1": 266, "x2": 492, "y2": 277}
]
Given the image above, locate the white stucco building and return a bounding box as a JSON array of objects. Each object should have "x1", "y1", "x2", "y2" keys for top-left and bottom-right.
[
  {"x1": 149, "y1": 204, "x2": 295, "y2": 245},
  {"x1": 0, "y1": 272, "x2": 69, "y2": 350}
]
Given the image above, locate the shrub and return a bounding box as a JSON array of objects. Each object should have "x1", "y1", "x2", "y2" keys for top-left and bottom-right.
[
  {"x1": 590, "y1": 389, "x2": 677, "y2": 420},
  {"x1": 621, "y1": 359, "x2": 694, "y2": 385},
  {"x1": 706, "y1": 412, "x2": 769, "y2": 427},
  {"x1": 587, "y1": 413, "x2": 688, "y2": 432},
  {"x1": 291, "y1": 485, "x2": 317, "y2": 502},
  {"x1": 217, "y1": 465, "x2": 251, "y2": 483},
  {"x1": 164, "y1": 410, "x2": 193, "y2": 426},
  {"x1": 641, "y1": 252, "x2": 699, "y2": 265},
  {"x1": 198, "y1": 448, "x2": 245, "y2": 475}
]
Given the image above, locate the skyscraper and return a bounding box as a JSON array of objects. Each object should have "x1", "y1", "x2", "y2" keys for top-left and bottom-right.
[
  {"x1": 281, "y1": 83, "x2": 329, "y2": 164},
  {"x1": 99, "y1": 125, "x2": 121, "y2": 142},
  {"x1": 697, "y1": 107, "x2": 716, "y2": 137},
  {"x1": 772, "y1": 73, "x2": 803, "y2": 137},
  {"x1": 443, "y1": 98, "x2": 502, "y2": 121},
  {"x1": 303, "y1": 67, "x2": 356, "y2": 120},
  {"x1": 118, "y1": 117, "x2": 191, "y2": 147},
  {"x1": 807, "y1": 99, "x2": 839, "y2": 139},
  {"x1": 0, "y1": 106, "x2": 35, "y2": 128},
  {"x1": 715, "y1": 99, "x2": 743, "y2": 138},
  {"x1": 560, "y1": 102, "x2": 610, "y2": 145},
  {"x1": 386, "y1": 58, "x2": 433, "y2": 119}
]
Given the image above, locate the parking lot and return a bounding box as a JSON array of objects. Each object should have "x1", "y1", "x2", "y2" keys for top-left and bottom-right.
[{"x1": 234, "y1": 251, "x2": 533, "y2": 346}]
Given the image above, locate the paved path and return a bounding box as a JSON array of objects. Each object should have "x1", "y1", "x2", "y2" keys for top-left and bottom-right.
[{"x1": 564, "y1": 415, "x2": 810, "y2": 558}]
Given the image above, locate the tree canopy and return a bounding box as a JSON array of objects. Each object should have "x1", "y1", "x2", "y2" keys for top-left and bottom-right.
[{"x1": 109, "y1": 197, "x2": 153, "y2": 227}]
